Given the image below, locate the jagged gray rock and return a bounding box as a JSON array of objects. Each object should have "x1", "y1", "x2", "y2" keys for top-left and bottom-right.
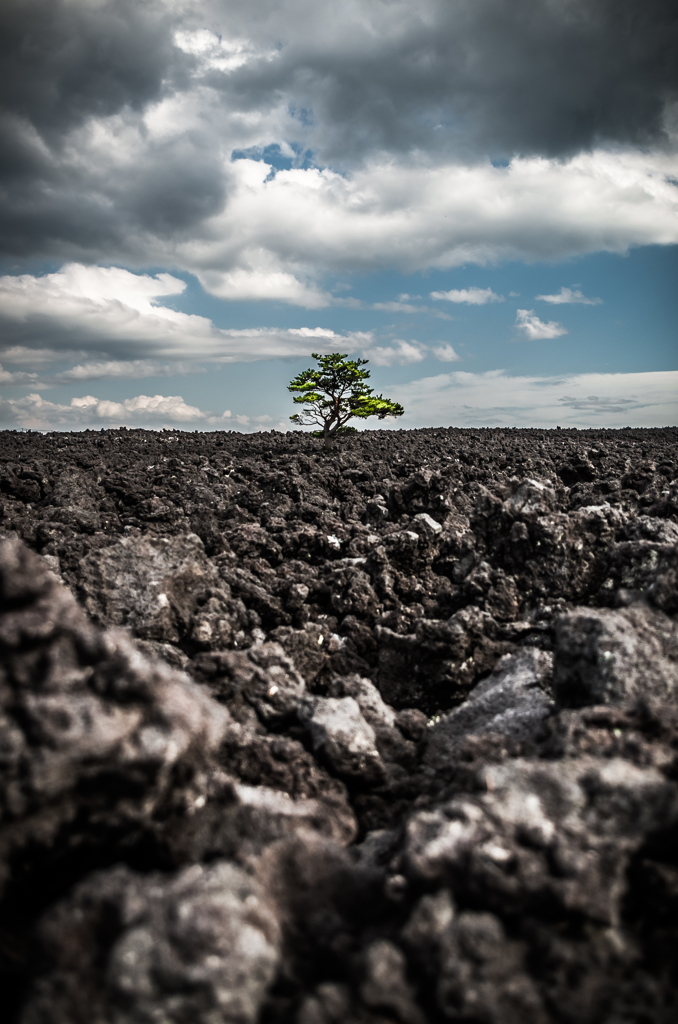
[
  {"x1": 424, "y1": 648, "x2": 555, "y2": 769},
  {"x1": 554, "y1": 603, "x2": 678, "y2": 706},
  {"x1": 298, "y1": 695, "x2": 386, "y2": 786}
]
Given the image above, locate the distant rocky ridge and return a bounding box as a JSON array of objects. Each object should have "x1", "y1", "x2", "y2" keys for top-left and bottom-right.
[{"x1": 1, "y1": 425, "x2": 677, "y2": 1023}]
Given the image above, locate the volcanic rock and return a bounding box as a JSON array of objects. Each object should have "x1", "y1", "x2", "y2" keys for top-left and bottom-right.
[
  {"x1": 23, "y1": 861, "x2": 280, "y2": 1024},
  {"x1": 1, "y1": 424, "x2": 677, "y2": 1023}
]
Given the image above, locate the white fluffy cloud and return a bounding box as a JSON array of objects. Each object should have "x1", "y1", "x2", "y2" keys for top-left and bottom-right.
[
  {"x1": 0, "y1": 265, "x2": 370, "y2": 368},
  {"x1": 0, "y1": 136, "x2": 676, "y2": 318},
  {"x1": 371, "y1": 301, "x2": 424, "y2": 313},
  {"x1": 536, "y1": 287, "x2": 603, "y2": 305},
  {"x1": 0, "y1": 366, "x2": 41, "y2": 386},
  {"x1": 70, "y1": 394, "x2": 205, "y2": 422},
  {"x1": 198, "y1": 263, "x2": 331, "y2": 309},
  {"x1": 430, "y1": 287, "x2": 503, "y2": 304},
  {"x1": 363, "y1": 341, "x2": 427, "y2": 366},
  {"x1": 0, "y1": 392, "x2": 209, "y2": 429},
  {"x1": 5, "y1": 142, "x2": 676, "y2": 313},
  {"x1": 171, "y1": 150, "x2": 678, "y2": 302},
  {"x1": 515, "y1": 309, "x2": 568, "y2": 340},
  {"x1": 431, "y1": 344, "x2": 462, "y2": 362},
  {"x1": 386, "y1": 370, "x2": 678, "y2": 429}
]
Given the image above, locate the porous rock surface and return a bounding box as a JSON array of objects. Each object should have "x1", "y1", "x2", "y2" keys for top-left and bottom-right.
[{"x1": 1, "y1": 424, "x2": 677, "y2": 1023}]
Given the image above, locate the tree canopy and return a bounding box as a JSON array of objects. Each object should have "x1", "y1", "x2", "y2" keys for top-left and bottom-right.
[{"x1": 288, "y1": 352, "x2": 404, "y2": 447}]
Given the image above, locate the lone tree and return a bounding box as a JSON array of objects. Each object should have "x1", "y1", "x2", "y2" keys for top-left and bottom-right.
[{"x1": 289, "y1": 352, "x2": 404, "y2": 448}]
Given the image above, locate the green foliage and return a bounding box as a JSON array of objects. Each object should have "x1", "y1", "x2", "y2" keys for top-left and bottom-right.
[{"x1": 288, "y1": 353, "x2": 404, "y2": 446}]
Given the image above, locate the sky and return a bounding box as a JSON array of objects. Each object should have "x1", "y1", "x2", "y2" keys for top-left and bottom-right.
[{"x1": 0, "y1": 0, "x2": 676, "y2": 432}]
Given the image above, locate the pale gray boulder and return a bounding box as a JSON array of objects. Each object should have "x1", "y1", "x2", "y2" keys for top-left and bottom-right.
[
  {"x1": 299, "y1": 695, "x2": 386, "y2": 786},
  {"x1": 74, "y1": 531, "x2": 250, "y2": 648},
  {"x1": 553, "y1": 603, "x2": 678, "y2": 706},
  {"x1": 425, "y1": 648, "x2": 554, "y2": 770}
]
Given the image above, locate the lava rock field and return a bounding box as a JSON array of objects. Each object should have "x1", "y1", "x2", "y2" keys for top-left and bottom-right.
[{"x1": 1, "y1": 424, "x2": 677, "y2": 1024}]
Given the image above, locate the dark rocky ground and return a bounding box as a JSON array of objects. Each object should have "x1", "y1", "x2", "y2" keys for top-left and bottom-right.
[{"x1": 1, "y1": 423, "x2": 677, "y2": 1024}]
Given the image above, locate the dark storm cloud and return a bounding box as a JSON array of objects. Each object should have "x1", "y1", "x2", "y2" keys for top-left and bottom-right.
[
  {"x1": 0, "y1": 0, "x2": 227, "y2": 261},
  {"x1": 0, "y1": 0, "x2": 182, "y2": 141},
  {"x1": 0, "y1": 312, "x2": 129, "y2": 359},
  {"x1": 0, "y1": 0, "x2": 676, "y2": 265},
  {"x1": 0, "y1": 140, "x2": 227, "y2": 263},
  {"x1": 0, "y1": 177, "x2": 125, "y2": 261},
  {"x1": 219, "y1": 0, "x2": 678, "y2": 164},
  {"x1": 120, "y1": 144, "x2": 228, "y2": 236}
]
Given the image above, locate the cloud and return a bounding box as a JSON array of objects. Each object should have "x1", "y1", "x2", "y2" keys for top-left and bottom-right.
[
  {"x1": 371, "y1": 301, "x2": 424, "y2": 313},
  {"x1": 3, "y1": 0, "x2": 677, "y2": 178},
  {"x1": 0, "y1": 346, "x2": 79, "y2": 368},
  {"x1": 536, "y1": 287, "x2": 603, "y2": 305},
  {"x1": 243, "y1": 0, "x2": 678, "y2": 165},
  {"x1": 198, "y1": 264, "x2": 331, "y2": 309},
  {"x1": 430, "y1": 287, "x2": 503, "y2": 305},
  {"x1": 71, "y1": 394, "x2": 205, "y2": 422},
  {"x1": 0, "y1": 392, "x2": 265, "y2": 432},
  {"x1": 0, "y1": 264, "x2": 371, "y2": 366},
  {"x1": 0, "y1": 264, "x2": 195, "y2": 358},
  {"x1": 432, "y1": 344, "x2": 461, "y2": 362},
  {"x1": 0, "y1": 392, "x2": 207, "y2": 429},
  {"x1": 0, "y1": 365, "x2": 41, "y2": 387},
  {"x1": 0, "y1": 1, "x2": 182, "y2": 140},
  {"x1": 53, "y1": 360, "x2": 200, "y2": 383},
  {"x1": 0, "y1": 1, "x2": 676, "y2": 281},
  {"x1": 362, "y1": 341, "x2": 427, "y2": 366},
  {"x1": 558, "y1": 394, "x2": 636, "y2": 414},
  {"x1": 178, "y1": 151, "x2": 678, "y2": 291},
  {"x1": 515, "y1": 309, "x2": 568, "y2": 340},
  {"x1": 385, "y1": 369, "x2": 678, "y2": 429}
]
